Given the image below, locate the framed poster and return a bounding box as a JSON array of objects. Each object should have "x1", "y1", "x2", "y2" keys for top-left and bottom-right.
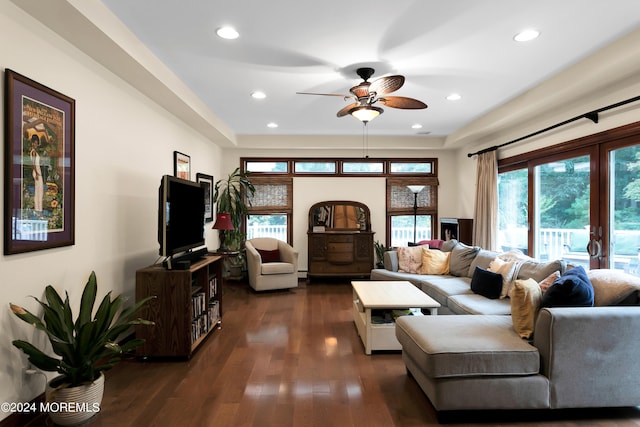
[
  {"x1": 196, "y1": 173, "x2": 214, "y2": 222},
  {"x1": 173, "y1": 151, "x2": 190, "y2": 180},
  {"x1": 4, "y1": 69, "x2": 75, "y2": 254}
]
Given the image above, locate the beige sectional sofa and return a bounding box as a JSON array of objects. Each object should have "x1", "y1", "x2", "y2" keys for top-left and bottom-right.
[{"x1": 369, "y1": 240, "x2": 640, "y2": 413}]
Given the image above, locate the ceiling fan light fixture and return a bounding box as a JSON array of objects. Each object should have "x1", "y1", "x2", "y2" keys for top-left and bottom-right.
[{"x1": 349, "y1": 105, "x2": 383, "y2": 123}]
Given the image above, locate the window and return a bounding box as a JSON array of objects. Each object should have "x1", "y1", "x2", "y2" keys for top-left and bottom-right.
[
  {"x1": 246, "y1": 177, "x2": 292, "y2": 243},
  {"x1": 242, "y1": 157, "x2": 439, "y2": 248},
  {"x1": 498, "y1": 122, "x2": 640, "y2": 276},
  {"x1": 294, "y1": 161, "x2": 336, "y2": 174},
  {"x1": 342, "y1": 161, "x2": 384, "y2": 173},
  {"x1": 387, "y1": 178, "x2": 438, "y2": 247},
  {"x1": 497, "y1": 168, "x2": 528, "y2": 253}
]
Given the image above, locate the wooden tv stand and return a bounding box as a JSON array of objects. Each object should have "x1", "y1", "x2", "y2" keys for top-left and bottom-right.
[{"x1": 135, "y1": 254, "x2": 223, "y2": 358}]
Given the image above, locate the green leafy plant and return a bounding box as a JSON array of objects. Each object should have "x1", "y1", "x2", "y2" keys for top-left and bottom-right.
[
  {"x1": 374, "y1": 240, "x2": 390, "y2": 268},
  {"x1": 10, "y1": 271, "x2": 154, "y2": 388},
  {"x1": 213, "y1": 167, "x2": 255, "y2": 251}
]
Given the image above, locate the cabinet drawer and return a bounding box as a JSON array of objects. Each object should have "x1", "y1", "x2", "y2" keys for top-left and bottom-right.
[{"x1": 326, "y1": 235, "x2": 354, "y2": 243}]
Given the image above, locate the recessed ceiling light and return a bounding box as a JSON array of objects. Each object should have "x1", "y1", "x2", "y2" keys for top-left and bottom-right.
[
  {"x1": 411, "y1": 124, "x2": 423, "y2": 129},
  {"x1": 446, "y1": 93, "x2": 462, "y2": 101},
  {"x1": 514, "y1": 29, "x2": 540, "y2": 42},
  {"x1": 267, "y1": 122, "x2": 278, "y2": 128},
  {"x1": 251, "y1": 91, "x2": 266, "y2": 99},
  {"x1": 216, "y1": 26, "x2": 239, "y2": 40}
]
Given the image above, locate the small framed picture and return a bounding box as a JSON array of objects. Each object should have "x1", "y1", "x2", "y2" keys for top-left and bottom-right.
[
  {"x1": 173, "y1": 151, "x2": 190, "y2": 180},
  {"x1": 196, "y1": 173, "x2": 214, "y2": 222}
]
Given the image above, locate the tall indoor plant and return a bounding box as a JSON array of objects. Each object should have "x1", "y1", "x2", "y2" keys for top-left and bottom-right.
[
  {"x1": 213, "y1": 168, "x2": 255, "y2": 274},
  {"x1": 10, "y1": 271, "x2": 154, "y2": 425}
]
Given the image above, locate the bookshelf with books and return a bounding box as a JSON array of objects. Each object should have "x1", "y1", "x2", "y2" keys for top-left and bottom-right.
[{"x1": 135, "y1": 254, "x2": 223, "y2": 358}]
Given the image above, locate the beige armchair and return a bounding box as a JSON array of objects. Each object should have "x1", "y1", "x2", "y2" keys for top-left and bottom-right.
[{"x1": 245, "y1": 238, "x2": 299, "y2": 291}]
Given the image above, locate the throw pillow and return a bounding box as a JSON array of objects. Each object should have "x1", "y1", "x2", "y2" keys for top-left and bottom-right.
[
  {"x1": 538, "y1": 271, "x2": 560, "y2": 293},
  {"x1": 470, "y1": 267, "x2": 503, "y2": 299},
  {"x1": 449, "y1": 242, "x2": 481, "y2": 277},
  {"x1": 419, "y1": 248, "x2": 450, "y2": 275},
  {"x1": 518, "y1": 259, "x2": 565, "y2": 283},
  {"x1": 540, "y1": 265, "x2": 594, "y2": 308},
  {"x1": 511, "y1": 278, "x2": 542, "y2": 339},
  {"x1": 587, "y1": 269, "x2": 640, "y2": 306},
  {"x1": 488, "y1": 257, "x2": 518, "y2": 299},
  {"x1": 257, "y1": 248, "x2": 280, "y2": 263},
  {"x1": 397, "y1": 246, "x2": 424, "y2": 274}
]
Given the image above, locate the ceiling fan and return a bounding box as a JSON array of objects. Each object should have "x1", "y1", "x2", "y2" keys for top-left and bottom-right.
[{"x1": 297, "y1": 67, "x2": 427, "y2": 122}]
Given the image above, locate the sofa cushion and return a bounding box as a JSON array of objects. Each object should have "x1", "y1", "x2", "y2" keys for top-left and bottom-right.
[
  {"x1": 541, "y1": 265, "x2": 594, "y2": 307},
  {"x1": 383, "y1": 250, "x2": 399, "y2": 272},
  {"x1": 419, "y1": 248, "x2": 450, "y2": 275},
  {"x1": 468, "y1": 249, "x2": 500, "y2": 276},
  {"x1": 518, "y1": 259, "x2": 565, "y2": 282},
  {"x1": 420, "y1": 276, "x2": 473, "y2": 307},
  {"x1": 449, "y1": 242, "x2": 481, "y2": 277},
  {"x1": 369, "y1": 268, "x2": 425, "y2": 288},
  {"x1": 261, "y1": 262, "x2": 294, "y2": 275},
  {"x1": 470, "y1": 266, "x2": 502, "y2": 299},
  {"x1": 587, "y1": 269, "x2": 640, "y2": 306},
  {"x1": 395, "y1": 315, "x2": 540, "y2": 378},
  {"x1": 511, "y1": 278, "x2": 542, "y2": 339},
  {"x1": 447, "y1": 293, "x2": 512, "y2": 315},
  {"x1": 397, "y1": 246, "x2": 424, "y2": 274}
]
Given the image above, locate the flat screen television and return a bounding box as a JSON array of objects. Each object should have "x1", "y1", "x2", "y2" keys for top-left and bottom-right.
[{"x1": 158, "y1": 174, "x2": 206, "y2": 258}]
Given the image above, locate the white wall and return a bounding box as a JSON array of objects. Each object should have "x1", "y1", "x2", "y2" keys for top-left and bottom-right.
[{"x1": 0, "y1": 2, "x2": 221, "y2": 418}]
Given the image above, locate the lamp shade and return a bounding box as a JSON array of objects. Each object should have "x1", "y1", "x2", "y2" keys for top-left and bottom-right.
[
  {"x1": 212, "y1": 212, "x2": 234, "y2": 230},
  {"x1": 407, "y1": 185, "x2": 425, "y2": 194},
  {"x1": 350, "y1": 105, "x2": 383, "y2": 123}
]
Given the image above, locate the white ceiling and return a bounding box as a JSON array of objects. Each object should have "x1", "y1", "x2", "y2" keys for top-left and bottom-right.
[{"x1": 96, "y1": 0, "x2": 640, "y2": 141}]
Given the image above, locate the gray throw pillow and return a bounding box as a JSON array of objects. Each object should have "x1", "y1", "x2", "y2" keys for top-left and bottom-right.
[
  {"x1": 518, "y1": 259, "x2": 565, "y2": 282},
  {"x1": 449, "y1": 242, "x2": 480, "y2": 277}
]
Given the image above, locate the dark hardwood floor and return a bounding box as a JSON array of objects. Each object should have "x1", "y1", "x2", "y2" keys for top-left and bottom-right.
[{"x1": 35, "y1": 279, "x2": 640, "y2": 426}]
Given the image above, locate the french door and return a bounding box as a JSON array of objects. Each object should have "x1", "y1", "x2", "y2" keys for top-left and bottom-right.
[{"x1": 499, "y1": 123, "x2": 640, "y2": 276}]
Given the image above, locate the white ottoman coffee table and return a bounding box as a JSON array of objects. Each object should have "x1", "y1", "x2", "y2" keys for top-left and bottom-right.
[{"x1": 352, "y1": 280, "x2": 440, "y2": 354}]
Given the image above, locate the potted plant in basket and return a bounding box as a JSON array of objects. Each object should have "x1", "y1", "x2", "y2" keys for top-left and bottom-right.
[
  {"x1": 9, "y1": 271, "x2": 154, "y2": 426},
  {"x1": 213, "y1": 167, "x2": 255, "y2": 276}
]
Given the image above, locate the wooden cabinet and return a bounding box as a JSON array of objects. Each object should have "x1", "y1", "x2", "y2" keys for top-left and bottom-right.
[
  {"x1": 307, "y1": 201, "x2": 374, "y2": 279},
  {"x1": 440, "y1": 218, "x2": 473, "y2": 246},
  {"x1": 308, "y1": 231, "x2": 375, "y2": 278},
  {"x1": 135, "y1": 254, "x2": 223, "y2": 358}
]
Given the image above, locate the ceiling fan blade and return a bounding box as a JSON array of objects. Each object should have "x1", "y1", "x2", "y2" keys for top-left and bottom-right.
[
  {"x1": 369, "y1": 75, "x2": 405, "y2": 95},
  {"x1": 296, "y1": 91, "x2": 351, "y2": 97},
  {"x1": 378, "y1": 96, "x2": 427, "y2": 109},
  {"x1": 337, "y1": 103, "x2": 359, "y2": 117}
]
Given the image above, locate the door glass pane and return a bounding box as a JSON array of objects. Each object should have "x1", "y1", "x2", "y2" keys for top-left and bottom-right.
[
  {"x1": 246, "y1": 214, "x2": 287, "y2": 241},
  {"x1": 609, "y1": 145, "x2": 640, "y2": 276},
  {"x1": 534, "y1": 155, "x2": 590, "y2": 268},
  {"x1": 390, "y1": 215, "x2": 431, "y2": 247},
  {"x1": 497, "y1": 169, "x2": 528, "y2": 254}
]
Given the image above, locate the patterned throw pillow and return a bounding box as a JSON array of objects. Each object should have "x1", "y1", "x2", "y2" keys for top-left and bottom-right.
[{"x1": 397, "y1": 246, "x2": 425, "y2": 274}]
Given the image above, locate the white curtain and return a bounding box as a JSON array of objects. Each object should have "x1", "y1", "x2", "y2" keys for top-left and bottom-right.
[{"x1": 473, "y1": 150, "x2": 498, "y2": 250}]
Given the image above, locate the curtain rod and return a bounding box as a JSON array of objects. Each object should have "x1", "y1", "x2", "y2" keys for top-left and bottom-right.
[{"x1": 467, "y1": 95, "x2": 640, "y2": 158}]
